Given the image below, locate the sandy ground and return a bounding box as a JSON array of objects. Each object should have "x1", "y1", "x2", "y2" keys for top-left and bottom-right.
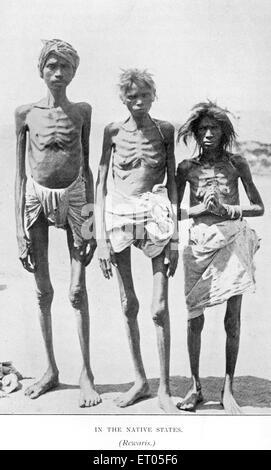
[{"x1": 0, "y1": 131, "x2": 271, "y2": 416}]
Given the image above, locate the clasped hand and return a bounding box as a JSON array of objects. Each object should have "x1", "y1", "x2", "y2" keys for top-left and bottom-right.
[{"x1": 203, "y1": 187, "x2": 225, "y2": 216}]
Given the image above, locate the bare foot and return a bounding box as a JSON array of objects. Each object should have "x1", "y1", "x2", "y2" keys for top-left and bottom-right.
[
  {"x1": 176, "y1": 388, "x2": 203, "y2": 412},
  {"x1": 24, "y1": 369, "x2": 59, "y2": 399},
  {"x1": 79, "y1": 371, "x2": 101, "y2": 408},
  {"x1": 158, "y1": 390, "x2": 178, "y2": 414},
  {"x1": 114, "y1": 381, "x2": 151, "y2": 407},
  {"x1": 221, "y1": 389, "x2": 242, "y2": 415}
]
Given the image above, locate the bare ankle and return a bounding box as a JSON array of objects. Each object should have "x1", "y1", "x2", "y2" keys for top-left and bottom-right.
[
  {"x1": 158, "y1": 385, "x2": 171, "y2": 396},
  {"x1": 191, "y1": 378, "x2": 201, "y2": 393},
  {"x1": 46, "y1": 365, "x2": 59, "y2": 376},
  {"x1": 134, "y1": 377, "x2": 148, "y2": 387},
  {"x1": 80, "y1": 367, "x2": 95, "y2": 384}
]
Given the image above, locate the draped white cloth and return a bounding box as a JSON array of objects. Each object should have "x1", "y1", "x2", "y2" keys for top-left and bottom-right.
[
  {"x1": 105, "y1": 184, "x2": 174, "y2": 258},
  {"x1": 25, "y1": 173, "x2": 89, "y2": 247},
  {"x1": 183, "y1": 219, "x2": 260, "y2": 319}
]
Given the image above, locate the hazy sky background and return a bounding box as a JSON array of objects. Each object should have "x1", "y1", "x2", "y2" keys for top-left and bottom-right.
[{"x1": 1, "y1": 0, "x2": 271, "y2": 141}]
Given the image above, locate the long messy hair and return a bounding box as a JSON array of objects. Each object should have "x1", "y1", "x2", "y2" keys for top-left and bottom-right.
[
  {"x1": 177, "y1": 101, "x2": 237, "y2": 151},
  {"x1": 118, "y1": 68, "x2": 157, "y2": 103}
]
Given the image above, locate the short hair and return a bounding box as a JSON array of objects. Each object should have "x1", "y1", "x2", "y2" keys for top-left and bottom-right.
[
  {"x1": 177, "y1": 101, "x2": 237, "y2": 151},
  {"x1": 118, "y1": 68, "x2": 157, "y2": 102}
]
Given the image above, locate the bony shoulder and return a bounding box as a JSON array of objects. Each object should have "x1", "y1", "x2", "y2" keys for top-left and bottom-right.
[
  {"x1": 104, "y1": 121, "x2": 121, "y2": 136},
  {"x1": 76, "y1": 102, "x2": 92, "y2": 116},
  {"x1": 177, "y1": 158, "x2": 193, "y2": 173},
  {"x1": 77, "y1": 101, "x2": 92, "y2": 111},
  {"x1": 155, "y1": 119, "x2": 175, "y2": 137},
  {"x1": 229, "y1": 153, "x2": 248, "y2": 169},
  {"x1": 15, "y1": 103, "x2": 33, "y2": 119}
]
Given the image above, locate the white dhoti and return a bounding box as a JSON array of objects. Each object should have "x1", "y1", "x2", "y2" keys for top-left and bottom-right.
[
  {"x1": 105, "y1": 184, "x2": 174, "y2": 258},
  {"x1": 183, "y1": 219, "x2": 260, "y2": 319},
  {"x1": 25, "y1": 173, "x2": 90, "y2": 248}
]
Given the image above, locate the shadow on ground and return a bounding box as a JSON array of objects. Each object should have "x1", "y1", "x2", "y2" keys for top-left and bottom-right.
[
  {"x1": 93, "y1": 375, "x2": 271, "y2": 409},
  {"x1": 13, "y1": 375, "x2": 270, "y2": 414}
]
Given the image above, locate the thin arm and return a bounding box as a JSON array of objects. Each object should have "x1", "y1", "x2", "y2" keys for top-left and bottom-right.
[
  {"x1": 165, "y1": 125, "x2": 179, "y2": 241},
  {"x1": 95, "y1": 125, "x2": 113, "y2": 242},
  {"x1": 81, "y1": 103, "x2": 94, "y2": 205},
  {"x1": 176, "y1": 161, "x2": 208, "y2": 220},
  {"x1": 15, "y1": 106, "x2": 28, "y2": 257},
  {"x1": 235, "y1": 157, "x2": 264, "y2": 217}
]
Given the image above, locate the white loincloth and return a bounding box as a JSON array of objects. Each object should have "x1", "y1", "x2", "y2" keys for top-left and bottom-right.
[
  {"x1": 105, "y1": 184, "x2": 174, "y2": 258},
  {"x1": 25, "y1": 173, "x2": 90, "y2": 248},
  {"x1": 183, "y1": 219, "x2": 260, "y2": 319}
]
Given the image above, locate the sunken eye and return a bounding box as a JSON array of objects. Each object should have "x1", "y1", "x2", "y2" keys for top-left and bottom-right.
[
  {"x1": 46, "y1": 63, "x2": 71, "y2": 70},
  {"x1": 199, "y1": 125, "x2": 219, "y2": 132},
  {"x1": 126, "y1": 93, "x2": 150, "y2": 100}
]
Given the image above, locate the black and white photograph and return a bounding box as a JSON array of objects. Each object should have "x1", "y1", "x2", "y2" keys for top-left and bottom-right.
[{"x1": 0, "y1": 0, "x2": 271, "y2": 450}]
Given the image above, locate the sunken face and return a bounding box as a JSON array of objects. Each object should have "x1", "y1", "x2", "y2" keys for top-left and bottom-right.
[
  {"x1": 196, "y1": 116, "x2": 223, "y2": 151},
  {"x1": 42, "y1": 53, "x2": 75, "y2": 89},
  {"x1": 124, "y1": 82, "x2": 154, "y2": 117}
]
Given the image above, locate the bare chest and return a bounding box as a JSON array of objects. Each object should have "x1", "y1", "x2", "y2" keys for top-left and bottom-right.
[
  {"x1": 112, "y1": 125, "x2": 166, "y2": 170},
  {"x1": 188, "y1": 160, "x2": 239, "y2": 202},
  {"x1": 27, "y1": 107, "x2": 82, "y2": 150}
]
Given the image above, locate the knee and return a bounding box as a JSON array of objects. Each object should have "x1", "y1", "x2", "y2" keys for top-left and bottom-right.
[
  {"x1": 121, "y1": 291, "x2": 139, "y2": 320},
  {"x1": 224, "y1": 315, "x2": 240, "y2": 338},
  {"x1": 36, "y1": 285, "x2": 54, "y2": 309},
  {"x1": 151, "y1": 300, "x2": 168, "y2": 326},
  {"x1": 69, "y1": 285, "x2": 86, "y2": 310},
  {"x1": 188, "y1": 315, "x2": 204, "y2": 334}
]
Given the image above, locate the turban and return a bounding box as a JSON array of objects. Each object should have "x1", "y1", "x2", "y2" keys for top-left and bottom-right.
[{"x1": 38, "y1": 39, "x2": 80, "y2": 76}]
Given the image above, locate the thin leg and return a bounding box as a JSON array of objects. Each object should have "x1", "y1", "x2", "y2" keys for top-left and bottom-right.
[
  {"x1": 151, "y1": 252, "x2": 177, "y2": 413},
  {"x1": 25, "y1": 214, "x2": 59, "y2": 399},
  {"x1": 222, "y1": 294, "x2": 242, "y2": 414},
  {"x1": 177, "y1": 314, "x2": 204, "y2": 412},
  {"x1": 114, "y1": 247, "x2": 150, "y2": 407},
  {"x1": 67, "y1": 226, "x2": 101, "y2": 407}
]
